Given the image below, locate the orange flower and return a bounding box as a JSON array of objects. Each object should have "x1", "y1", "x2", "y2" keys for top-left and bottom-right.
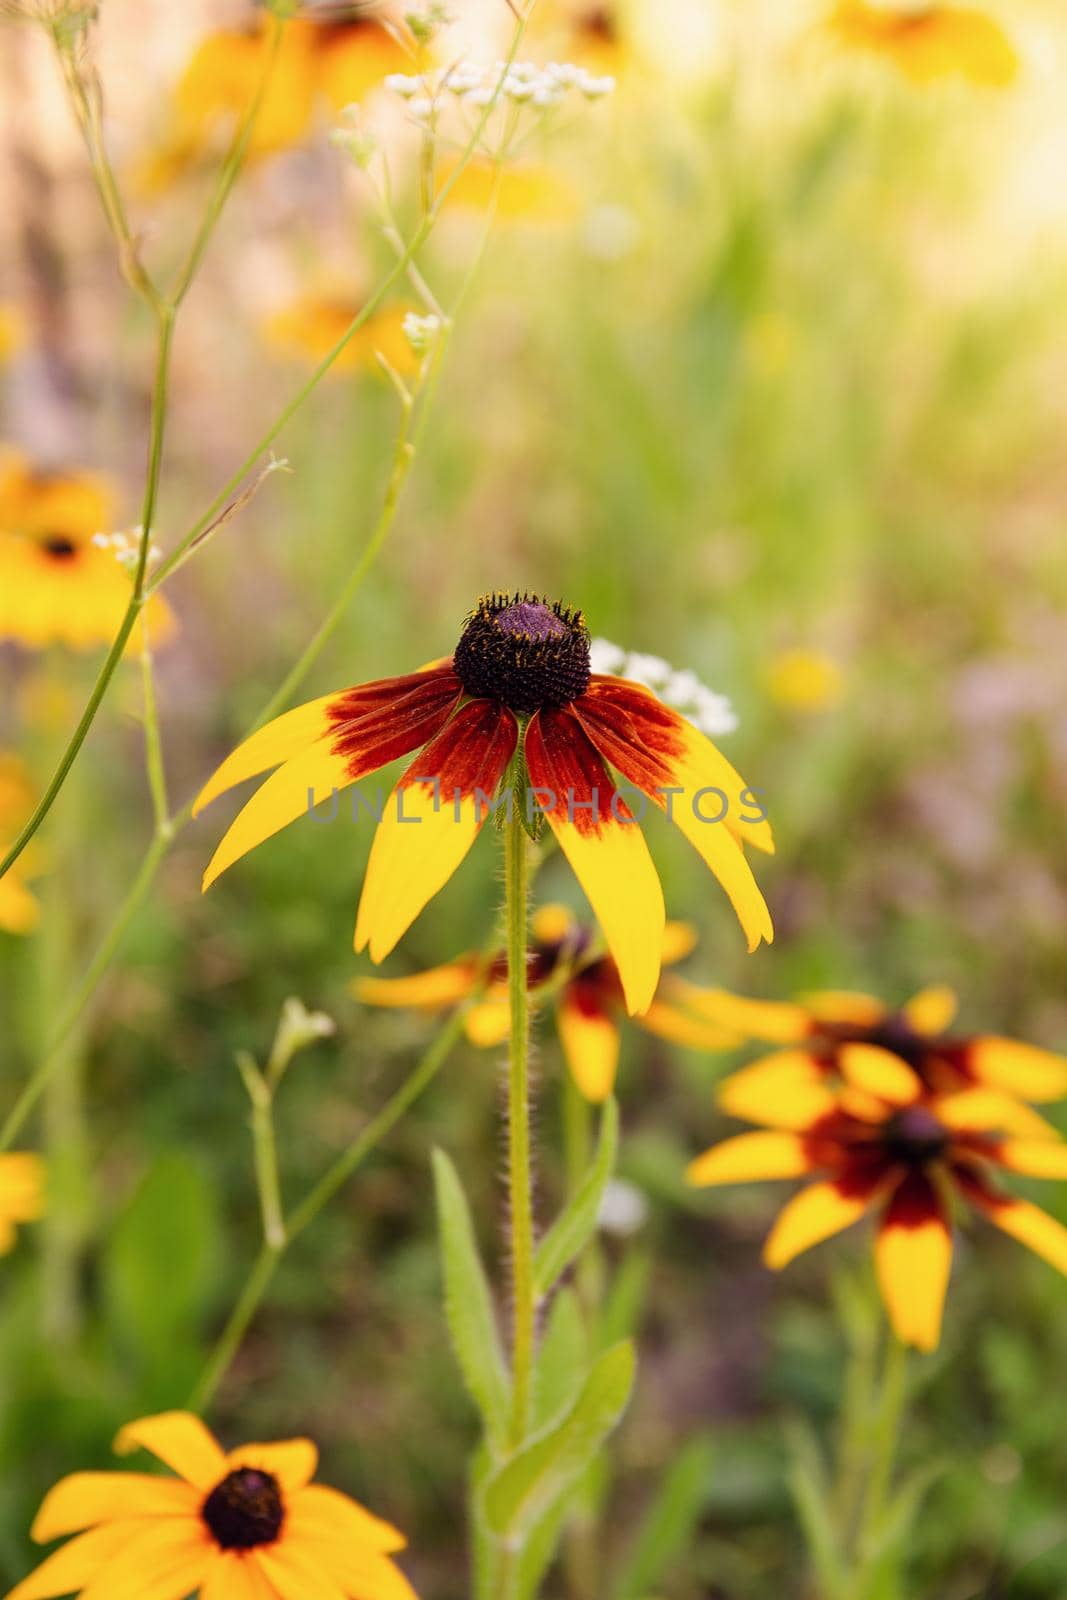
[
  {"x1": 828, "y1": 2, "x2": 1019, "y2": 86},
  {"x1": 6, "y1": 1411, "x2": 416, "y2": 1600},
  {"x1": 357, "y1": 904, "x2": 741, "y2": 1102},
  {"x1": 195, "y1": 593, "x2": 773, "y2": 1016},
  {"x1": 263, "y1": 297, "x2": 419, "y2": 376},
  {"x1": 688, "y1": 1050, "x2": 1067, "y2": 1351}
]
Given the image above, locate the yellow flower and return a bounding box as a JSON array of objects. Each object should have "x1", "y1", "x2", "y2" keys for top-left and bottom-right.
[
  {"x1": 530, "y1": 2, "x2": 630, "y2": 77},
  {"x1": 140, "y1": 14, "x2": 411, "y2": 190},
  {"x1": 437, "y1": 156, "x2": 581, "y2": 224},
  {"x1": 765, "y1": 648, "x2": 845, "y2": 714},
  {"x1": 0, "y1": 303, "x2": 26, "y2": 365},
  {"x1": 0, "y1": 1153, "x2": 44, "y2": 1251},
  {"x1": 357, "y1": 904, "x2": 742, "y2": 1102},
  {"x1": 828, "y1": 2, "x2": 1019, "y2": 86},
  {"x1": 0, "y1": 754, "x2": 41, "y2": 933},
  {"x1": 263, "y1": 297, "x2": 419, "y2": 377},
  {"x1": 195, "y1": 592, "x2": 774, "y2": 1018},
  {"x1": 0, "y1": 452, "x2": 175, "y2": 651},
  {"x1": 5, "y1": 1410, "x2": 417, "y2": 1600}
]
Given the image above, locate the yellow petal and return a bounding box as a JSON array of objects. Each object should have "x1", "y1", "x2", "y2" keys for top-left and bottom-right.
[
  {"x1": 31, "y1": 1474, "x2": 197, "y2": 1541},
  {"x1": 525, "y1": 707, "x2": 664, "y2": 1016},
  {"x1": 354, "y1": 963, "x2": 476, "y2": 1011},
  {"x1": 192, "y1": 693, "x2": 339, "y2": 816},
  {"x1": 798, "y1": 989, "x2": 887, "y2": 1028},
  {"x1": 634, "y1": 997, "x2": 740, "y2": 1052},
  {"x1": 355, "y1": 700, "x2": 517, "y2": 963},
  {"x1": 228, "y1": 1439, "x2": 317, "y2": 1493},
  {"x1": 970, "y1": 1193, "x2": 1067, "y2": 1279},
  {"x1": 75, "y1": 1519, "x2": 209, "y2": 1600},
  {"x1": 0, "y1": 1152, "x2": 45, "y2": 1221},
  {"x1": 763, "y1": 1179, "x2": 878, "y2": 1268},
  {"x1": 902, "y1": 985, "x2": 958, "y2": 1037},
  {"x1": 837, "y1": 1044, "x2": 921, "y2": 1107},
  {"x1": 113, "y1": 1412, "x2": 225, "y2": 1489},
  {"x1": 253, "y1": 1544, "x2": 348, "y2": 1600},
  {"x1": 989, "y1": 1140, "x2": 1067, "y2": 1180},
  {"x1": 965, "y1": 1037, "x2": 1067, "y2": 1103},
  {"x1": 874, "y1": 1174, "x2": 951, "y2": 1352},
  {"x1": 286, "y1": 1483, "x2": 406, "y2": 1554},
  {"x1": 660, "y1": 920, "x2": 698, "y2": 966},
  {"x1": 934, "y1": 1089, "x2": 1059, "y2": 1141},
  {"x1": 463, "y1": 999, "x2": 511, "y2": 1048},
  {"x1": 678, "y1": 986, "x2": 812, "y2": 1043},
  {"x1": 6, "y1": 1524, "x2": 135, "y2": 1600},
  {"x1": 289, "y1": 1537, "x2": 419, "y2": 1600},
  {"x1": 200, "y1": 1552, "x2": 276, "y2": 1600},
  {"x1": 717, "y1": 1050, "x2": 834, "y2": 1129},
  {"x1": 531, "y1": 903, "x2": 577, "y2": 946},
  {"x1": 556, "y1": 990, "x2": 621, "y2": 1103},
  {"x1": 687, "y1": 1131, "x2": 812, "y2": 1187}
]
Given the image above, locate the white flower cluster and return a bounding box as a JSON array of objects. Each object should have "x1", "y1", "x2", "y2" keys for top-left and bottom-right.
[
  {"x1": 92, "y1": 527, "x2": 162, "y2": 574},
  {"x1": 402, "y1": 311, "x2": 443, "y2": 353},
  {"x1": 589, "y1": 638, "x2": 739, "y2": 737},
  {"x1": 385, "y1": 59, "x2": 615, "y2": 123}
]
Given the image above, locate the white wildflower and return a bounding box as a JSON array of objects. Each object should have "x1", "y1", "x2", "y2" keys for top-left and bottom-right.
[
  {"x1": 591, "y1": 639, "x2": 739, "y2": 736},
  {"x1": 589, "y1": 637, "x2": 625, "y2": 675},
  {"x1": 598, "y1": 1179, "x2": 649, "y2": 1238},
  {"x1": 403, "y1": 311, "x2": 443, "y2": 353}
]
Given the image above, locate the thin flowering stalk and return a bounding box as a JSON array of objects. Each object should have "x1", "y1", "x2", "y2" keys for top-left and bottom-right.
[{"x1": 504, "y1": 793, "x2": 537, "y2": 1447}]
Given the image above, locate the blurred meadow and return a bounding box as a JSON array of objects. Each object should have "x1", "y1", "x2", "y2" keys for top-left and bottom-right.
[{"x1": 2, "y1": 0, "x2": 1067, "y2": 1596}]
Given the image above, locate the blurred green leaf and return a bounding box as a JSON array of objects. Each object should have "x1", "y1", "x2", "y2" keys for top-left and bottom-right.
[
  {"x1": 613, "y1": 1432, "x2": 716, "y2": 1600},
  {"x1": 432, "y1": 1148, "x2": 510, "y2": 1446},
  {"x1": 534, "y1": 1286, "x2": 589, "y2": 1428},
  {"x1": 534, "y1": 1098, "x2": 618, "y2": 1298}
]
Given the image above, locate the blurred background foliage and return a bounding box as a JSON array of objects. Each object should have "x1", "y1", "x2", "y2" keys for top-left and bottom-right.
[{"x1": 1, "y1": 1, "x2": 1067, "y2": 1595}]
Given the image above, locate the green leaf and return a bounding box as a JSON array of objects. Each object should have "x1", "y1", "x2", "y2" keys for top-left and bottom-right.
[
  {"x1": 534, "y1": 1098, "x2": 618, "y2": 1297},
  {"x1": 785, "y1": 1420, "x2": 846, "y2": 1600},
  {"x1": 484, "y1": 1340, "x2": 636, "y2": 1538},
  {"x1": 432, "y1": 1149, "x2": 511, "y2": 1444},
  {"x1": 534, "y1": 1286, "x2": 589, "y2": 1428},
  {"x1": 614, "y1": 1432, "x2": 715, "y2": 1600}
]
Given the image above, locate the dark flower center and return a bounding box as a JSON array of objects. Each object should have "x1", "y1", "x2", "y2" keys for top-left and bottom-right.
[
  {"x1": 883, "y1": 1106, "x2": 949, "y2": 1166},
  {"x1": 452, "y1": 592, "x2": 591, "y2": 715},
  {"x1": 581, "y1": 5, "x2": 618, "y2": 42},
  {"x1": 40, "y1": 535, "x2": 78, "y2": 561},
  {"x1": 201, "y1": 1467, "x2": 285, "y2": 1551}
]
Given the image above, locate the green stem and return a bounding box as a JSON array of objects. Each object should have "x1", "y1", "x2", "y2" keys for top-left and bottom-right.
[
  {"x1": 850, "y1": 1332, "x2": 909, "y2": 1598},
  {"x1": 504, "y1": 800, "x2": 536, "y2": 1449},
  {"x1": 236, "y1": 1054, "x2": 286, "y2": 1251},
  {"x1": 188, "y1": 1002, "x2": 470, "y2": 1413}
]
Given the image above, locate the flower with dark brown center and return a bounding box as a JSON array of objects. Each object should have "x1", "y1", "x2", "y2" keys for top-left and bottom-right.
[
  {"x1": 201, "y1": 1466, "x2": 285, "y2": 1551},
  {"x1": 452, "y1": 592, "x2": 591, "y2": 714}
]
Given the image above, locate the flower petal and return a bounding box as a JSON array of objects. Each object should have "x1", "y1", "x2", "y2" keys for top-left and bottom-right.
[
  {"x1": 661, "y1": 921, "x2": 697, "y2": 966},
  {"x1": 228, "y1": 1440, "x2": 317, "y2": 1494},
  {"x1": 353, "y1": 962, "x2": 477, "y2": 1011},
  {"x1": 201, "y1": 1552, "x2": 277, "y2": 1600},
  {"x1": 837, "y1": 1044, "x2": 921, "y2": 1107},
  {"x1": 291, "y1": 1539, "x2": 419, "y2": 1600},
  {"x1": 6, "y1": 1524, "x2": 138, "y2": 1600},
  {"x1": 0, "y1": 1153, "x2": 45, "y2": 1221},
  {"x1": 763, "y1": 1176, "x2": 882, "y2": 1268},
  {"x1": 287, "y1": 1483, "x2": 406, "y2": 1553},
  {"x1": 556, "y1": 985, "x2": 621, "y2": 1103},
  {"x1": 463, "y1": 998, "x2": 511, "y2": 1047},
  {"x1": 717, "y1": 1050, "x2": 836, "y2": 1129},
  {"x1": 987, "y1": 1139, "x2": 1067, "y2": 1179},
  {"x1": 677, "y1": 987, "x2": 812, "y2": 1043},
  {"x1": 201, "y1": 673, "x2": 462, "y2": 890},
  {"x1": 901, "y1": 985, "x2": 958, "y2": 1037},
  {"x1": 963, "y1": 1182, "x2": 1067, "y2": 1279},
  {"x1": 687, "y1": 1131, "x2": 813, "y2": 1187},
  {"x1": 254, "y1": 1544, "x2": 348, "y2": 1600},
  {"x1": 573, "y1": 685, "x2": 772, "y2": 953},
  {"x1": 964, "y1": 1037, "x2": 1067, "y2": 1103},
  {"x1": 934, "y1": 1089, "x2": 1059, "y2": 1140},
  {"x1": 875, "y1": 1173, "x2": 952, "y2": 1352},
  {"x1": 76, "y1": 1519, "x2": 209, "y2": 1600},
  {"x1": 634, "y1": 992, "x2": 741, "y2": 1052},
  {"x1": 797, "y1": 990, "x2": 887, "y2": 1028},
  {"x1": 113, "y1": 1412, "x2": 226, "y2": 1488},
  {"x1": 31, "y1": 1474, "x2": 198, "y2": 1541},
  {"x1": 524, "y1": 706, "x2": 664, "y2": 1016},
  {"x1": 355, "y1": 700, "x2": 518, "y2": 962},
  {"x1": 531, "y1": 903, "x2": 577, "y2": 945}
]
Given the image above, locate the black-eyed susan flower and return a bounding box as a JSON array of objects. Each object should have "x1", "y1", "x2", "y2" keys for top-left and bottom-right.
[
  {"x1": 828, "y1": 1, "x2": 1018, "y2": 87},
  {"x1": 5, "y1": 1410, "x2": 416, "y2": 1600},
  {"x1": 0, "y1": 1153, "x2": 44, "y2": 1252},
  {"x1": 0, "y1": 755, "x2": 41, "y2": 934},
  {"x1": 0, "y1": 452, "x2": 174, "y2": 651},
  {"x1": 687, "y1": 1056, "x2": 1067, "y2": 1351},
  {"x1": 356, "y1": 903, "x2": 742, "y2": 1102},
  {"x1": 263, "y1": 296, "x2": 419, "y2": 377},
  {"x1": 684, "y1": 984, "x2": 1067, "y2": 1123},
  {"x1": 195, "y1": 593, "x2": 773, "y2": 1016}
]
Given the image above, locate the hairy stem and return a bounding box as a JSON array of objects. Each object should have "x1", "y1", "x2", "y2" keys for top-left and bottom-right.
[{"x1": 504, "y1": 801, "x2": 536, "y2": 1449}]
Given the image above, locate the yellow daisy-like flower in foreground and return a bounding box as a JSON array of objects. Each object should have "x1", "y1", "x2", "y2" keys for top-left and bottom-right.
[
  {"x1": 263, "y1": 297, "x2": 419, "y2": 377},
  {"x1": 0, "y1": 453, "x2": 174, "y2": 651},
  {"x1": 0, "y1": 303, "x2": 26, "y2": 366},
  {"x1": 683, "y1": 984, "x2": 1067, "y2": 1120},
  {"x1": 357, "y1": 904, "x2": 742, "y2": 1102},
  {"x1": 195, "y1": 593, "x2": 773, "y2": 1017},
  {"x1": 140, "y1": 13, "x2": 411, "y2": 190},
  {"x1": 687, "y1": 1045, "x2": 1067, "y2": 1352},
  {"x1": 6, "y1": 1410, "x2": 416, "y2": 1600},
  {"x1": 765, "y1": 648, "x2": 845, "y2": 715},
  {"x1": 0, "y1": 754, "x2": 41, "y2": 933},
  {"x1": 0, "y1": 1153, "x2": 44, "y2": 1253},
  {"x1": 828, "y1": 1, "x2": 1019, "y2": 86}
]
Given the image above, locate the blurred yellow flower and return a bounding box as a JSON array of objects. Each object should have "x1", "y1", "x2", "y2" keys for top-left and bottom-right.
[
  {"x1": 0, "y1": 451, "x2": 175, "y2": 651},
  {"x1": 531, "y1": 2, "x2": 629, "y2": 77},
  {"x1": 140, "y1": 14, "x2": 411, "y2": 191},
  {"x1": 0, "y1": 1154, "x2": 44, "y2": 1252},
  {"x1": 357, "y1": 903, "x2": 741, "y2": 1103},
  {"x1": 829, "y1": 2, "x2": 1019, "y2": 86},
  {"x1": 0, "y1": 303, "x2": 26, "y2": 366},
  {"x1": 765, "y1": 648, "x2": 845, "y2": 714},
  {"x1": 437, "y1": 155, "x2": 580, "y2": 224},
  {"x1": 264, "y1": 297, "x2": 419, "y2": 377},
  {"x1": 0, "y1": 755, "x2": 41, "y2": 934},
  {"x1": 5, "y1": 1410, "x2": 416, "y2": 1600}
]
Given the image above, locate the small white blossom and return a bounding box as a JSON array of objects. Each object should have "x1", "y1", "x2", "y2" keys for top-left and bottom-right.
[
  {"x1": 403, "y1": 311, "x2": 443, "y2": 353},
  {"x1": 384, "y1": 73, "x2": 421, "y2": 98},
  {"x1": 92, "y1": 527, "x2": 162, "y2": 574},
  {"x1": 598, "y1": 1179, "x2": 649, "y2": 1238},
  {"x1": 591, "y1": 639, "x2": 739, "y2": 736},
  {"x1": 625, "y1": 652, "x2": 672, "y2": 688},
  {"x1": 580, "y1": 75, "x2": 617, "y2": 99},
  {"x1": 589, "y1": 637, "x2": 626, "y2": 675}
]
